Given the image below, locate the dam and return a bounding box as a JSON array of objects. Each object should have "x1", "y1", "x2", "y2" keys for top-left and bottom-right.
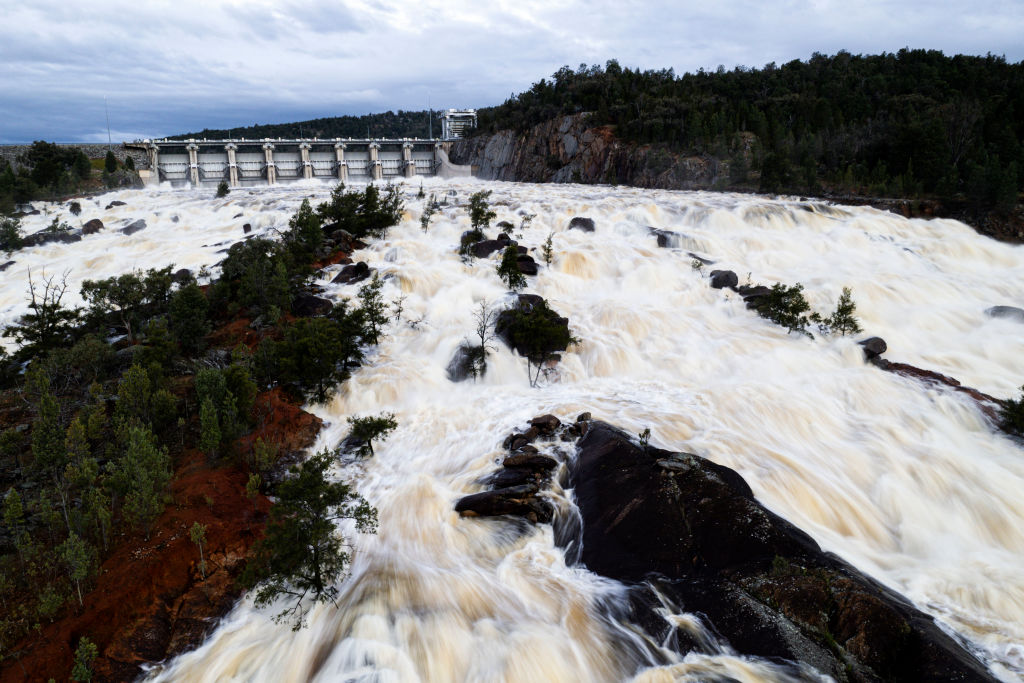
[
  {"x1": 126, "y1": 138, "x2": 472, "y2": 187},
  {"x1": 125, "y1": 108, "x2": 478, "y2": 187}
]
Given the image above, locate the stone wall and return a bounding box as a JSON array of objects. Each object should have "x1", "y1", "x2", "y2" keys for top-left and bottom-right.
[{"x1": 0, "y1": 143, "x2": 150, "y2": 170}]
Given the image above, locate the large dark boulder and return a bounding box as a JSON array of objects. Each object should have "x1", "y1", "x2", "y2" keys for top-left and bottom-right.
[
  {"x1": 708, "y1": 269, "x2": 738, "y2": 289},
  {"x1": 121, "y1": 219, "x2": 147, "y2": 236},
  {"x1": 325, "y1": 225, "x2": 366, "y2": 253},
  {"x1": 568, "y1": 216, "x2": 595, "y2": 232},
  {"x1": 570, "y1": 421, "x2": 995, "y2": 682},
  {"x1": 494, "y1": 295, "x2": 571, "y2": 358},
  {"x1": 82, "y1": 218, "x2": 104, "y2": 235},
  {"x1": 332, "y1": 261, "x2": 371, "y2": 285},
  {"x1": 0, "y1": 261, "x2": 14, "y2": 272},
  {"x1": 859, "y1": 336, "x2": 887, "y2": 360},
  {"x1": 292, "y1": 292, "x2": 333, "y2": 317},
  {"x1": 471, "y1": 236, "x2": 513, "y2": 259},
  {"x1": 446, "y1": 343, "x2": 484, "y2": 382},
  {"x1": 105, "y1": 200, "x2": 126, "y2": 210},
  {"x1": 515, "y1": 254, "x2": 538, "y2": 276}
]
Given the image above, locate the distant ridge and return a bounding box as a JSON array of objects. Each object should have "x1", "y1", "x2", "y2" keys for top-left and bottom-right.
[{"x1": 169, "y1": 109, "x2": 432, "y2": 141}]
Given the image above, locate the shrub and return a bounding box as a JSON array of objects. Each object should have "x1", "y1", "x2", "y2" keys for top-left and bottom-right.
[
  {"x1": 1001, "y1": 387, "x2": 1024, "y2": 436},
  {"x1": 753, "y1": 283, "x2": 813, "y2": 336},
  {"x1": 216, "y1": 180, "x2": 229, "y2": 198}
]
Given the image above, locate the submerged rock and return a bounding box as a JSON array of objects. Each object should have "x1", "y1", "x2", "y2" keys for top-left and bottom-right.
[
  {"x1": 121, "y1": 219, "x2": 147, "y2": 236},
  {"x1": 985, "y1": 305, "x2": 1024, "y2": 323},
  {"x1": 708, "y1": 269, "x2": 738, "y2": 289},
  {"x1": 82, "y1": 218, "x2": 104, "y2": 234},
  {"x1": 859, "y1": 336, "x2": 887, "y2": 360},
  {"x1": 332, "y1": 261, "x2": 371, "y2": 285},
  {"x1": 568, "y1": 216, "x2": 595, "y2": 232}
]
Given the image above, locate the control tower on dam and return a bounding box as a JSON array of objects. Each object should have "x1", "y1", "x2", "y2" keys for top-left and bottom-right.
[{"x1": 126, "y1": 138, "x2": 473, "y2": 187}]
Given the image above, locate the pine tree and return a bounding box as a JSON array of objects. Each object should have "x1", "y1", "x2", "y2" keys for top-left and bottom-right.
[
  {"x1": 199, "y1": 398, "x2": 221, "y2": 459},
  {"x1": 241, "y1": 449, "x2": 377, "y2": 628},
  {"x1": 356, "y1": 274, "x2": 388, "y2": 346}
]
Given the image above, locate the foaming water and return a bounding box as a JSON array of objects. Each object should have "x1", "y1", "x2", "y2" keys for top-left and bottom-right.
[{"x1": 7, "y1": 179, "x2": 1024, "y2": 681}]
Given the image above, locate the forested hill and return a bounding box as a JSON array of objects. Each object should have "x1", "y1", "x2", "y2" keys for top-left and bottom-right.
[
  {"x1": 473, "y1": 50, "x2": 1023, "y2": 213},
  {"x1": 169, "y1": 109, "x2": 432, "y2": 141}
]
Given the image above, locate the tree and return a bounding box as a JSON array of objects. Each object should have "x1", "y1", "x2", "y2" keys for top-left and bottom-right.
[
  {"x1": 468, "y1": 190, "x2": 496, "y2": 231},
  {"x1": 420, "y1": 194, "x2": 438, "y2": 232},
  {"x1": 33, "y1": 391, "x2": 67, "y2": 477},
  {"x1": 58, "y1": 532, "x2": 96, "y2": 606},
  {"x1": 168, "y1": 279, "x2": 210, "y2": 354},
  {"x1": 199, "y1": 398, "x2": 221, "y2": 460},
  {"x1": 317, "y1": 182, "x2": 404, "y2": 240},
  {"x1": 71, "y1": 636, "x2": 99, "y2": 681},
  {"x1": 0, "y1": 216, "x2": 22, "y2": 254},
  {"x1": 3, "y1": 270, "x2": 80, "y2": 361},
  {"x1": 356, "y1": 273, "x2": 388, "y2": 346},
  {"x1": 277, "y1": 317, "x2": 356, "y2": 402},
  {"x1": 345, "y1": 413, "x2": 398, "y2": 457},
  {"x1": 541, "y1": 232, "x2": 554, "y2": 266},
  {"x1": 241, "y1": 449, "x2": 377, "y2": 628},
  {"x1": 107, "y1": 425, "x2": 171, "y2": 538},
  {"x1": 104, "y1": 151, "x2": 117, "y2": 174},
  {"x1": 505, "y1": 299, "x2": 578, "y2": 387},
  {"x1": 189, "y1": 522, "x2": 208, "y2": 579},
  {"x1": 216, "y1": 180, "x2": 229, "y2": 198},
  {"x1": 81, "y1": 268, "x2": 173, "y2": 343},
  {"x1": 497, "y1": 246, "x2": 527, "y2": 291},
  {"x1": 124, "y1": 155, "x2": 135, "y2": 172},
  {"x1": 821, "y1": 287, "x2": 862, "y2": 336}
]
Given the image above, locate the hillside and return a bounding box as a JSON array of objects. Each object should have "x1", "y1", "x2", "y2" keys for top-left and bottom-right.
[{"x1": 463, "y1": 50, "x2": 1022, "y2": 219}]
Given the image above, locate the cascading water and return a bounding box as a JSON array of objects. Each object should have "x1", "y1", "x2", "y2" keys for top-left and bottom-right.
[{"x1": 4, "y1": 179, "x2": 1024, "y2": 681}]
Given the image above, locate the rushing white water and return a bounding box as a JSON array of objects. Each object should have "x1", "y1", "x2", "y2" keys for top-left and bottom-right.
[{"x1": 5, "y1": 179, "x2": 1024, "y2": 681}]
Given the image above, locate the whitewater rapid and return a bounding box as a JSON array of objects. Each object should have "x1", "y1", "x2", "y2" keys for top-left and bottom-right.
[{"x1": 4, "y1": 179, "x2": 1023, "y2": 681}]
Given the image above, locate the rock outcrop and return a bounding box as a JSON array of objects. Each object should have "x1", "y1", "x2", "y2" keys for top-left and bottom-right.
[
  {"x1": 450, "y1": 114, "x2": 726, "y2": 189},
  {"x1": 569, "y1": 420, "x2": 995, "y2": 682}
]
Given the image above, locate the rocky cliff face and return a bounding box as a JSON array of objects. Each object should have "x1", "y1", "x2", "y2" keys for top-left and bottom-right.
[{"x1": 449, "y1": 115, "x2": 730, "y2": 190}]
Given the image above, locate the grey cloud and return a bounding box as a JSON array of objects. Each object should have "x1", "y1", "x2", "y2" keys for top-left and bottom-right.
[{"x1": 1, "y1": 0, "x2": 1021, "y2": 142}]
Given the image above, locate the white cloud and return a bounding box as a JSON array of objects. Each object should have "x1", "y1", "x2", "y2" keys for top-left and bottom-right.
[{"x1": 0, "y1": 0, "x2": 1021, "y2": 141}]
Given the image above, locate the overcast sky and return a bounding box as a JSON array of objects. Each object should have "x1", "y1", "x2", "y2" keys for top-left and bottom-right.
[{"x1": 1, "y1": 0, "x2": 1021, "y2": 143}]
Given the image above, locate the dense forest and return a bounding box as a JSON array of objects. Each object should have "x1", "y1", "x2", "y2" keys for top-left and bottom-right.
[
  {"x1": 474, "y1": 50, "x2": 1023, "y2": 211},
  {"x1": 0, "y1": 143, "x2": 138, "y2": 214},
  {"x1": 169, "y1": 110, "x2": 434, "y2": 142},
  {"x1": 0, "y1": 184, "x2": 403, "y2": 677}
]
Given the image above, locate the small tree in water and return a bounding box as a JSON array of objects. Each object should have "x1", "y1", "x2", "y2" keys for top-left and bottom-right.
[
  {"x1": 216, "y1": 180, "x2": 229, "y2": 198},
  {"x1": 497, "y1": 246, "x2": 527, "y2": 291},
  {"x1": 241, "y1": 449, "x2": 377, "y2": 629},
  {"x1": 820, "y1": 287, "x2": 862, "y2": 336},
  {"x1": 346, "y1": 413, "x2": 398, "y2": 457}
]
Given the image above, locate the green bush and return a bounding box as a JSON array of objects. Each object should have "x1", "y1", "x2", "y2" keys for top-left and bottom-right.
[
  {"x1": 216, "y1": 180, "x2": 229, "y2": 198},
  {"x1": 497, "y1": 245, "x2": 527, "y2": 291}
]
